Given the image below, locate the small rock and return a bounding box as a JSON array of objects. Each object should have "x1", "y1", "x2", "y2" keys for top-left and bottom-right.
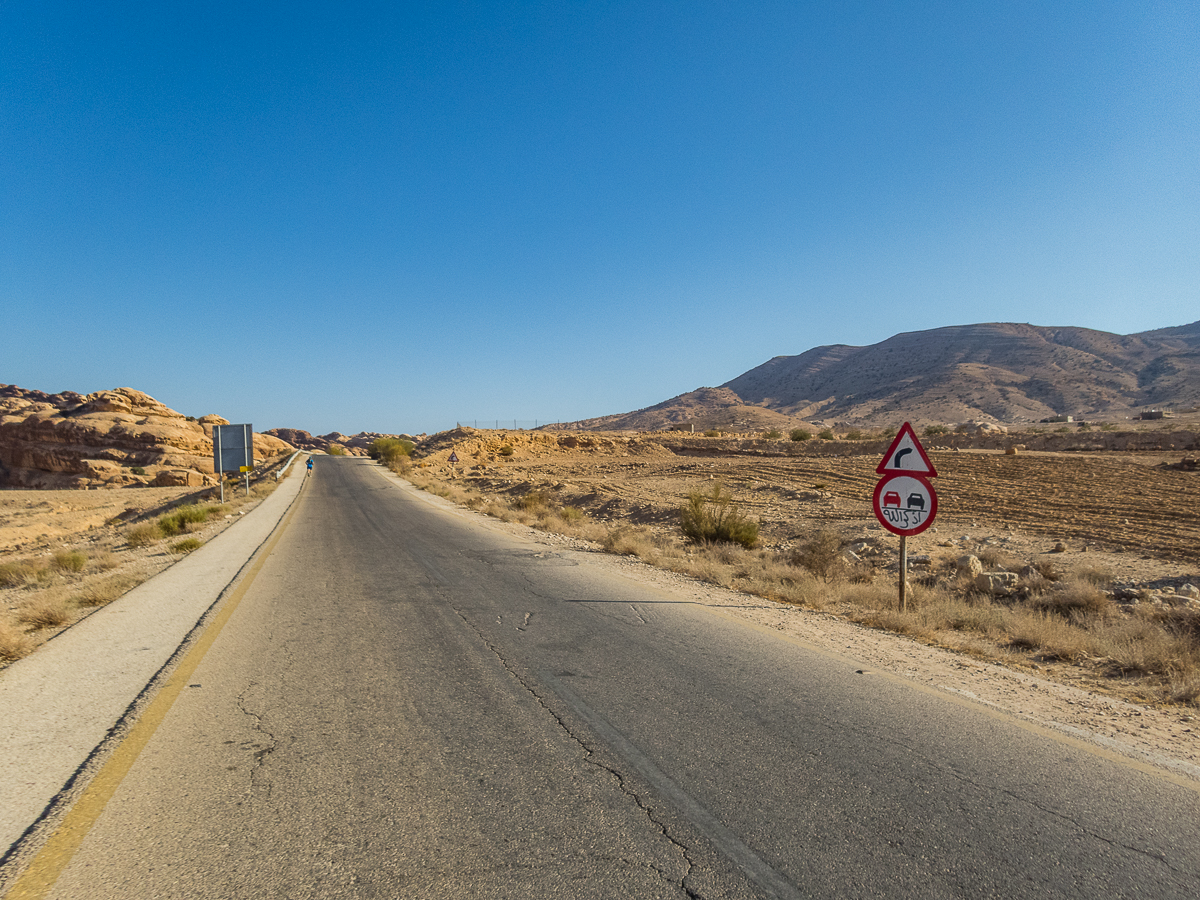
[
  {"x1": 1178, "y1": 584, "x2": 1200, "y2": 600},
  {"x1": 1052, "y1": 542, "x2": 1067, "y2": 553},
  {"x1": 956, "y1": 555, "x2": 983, "y2": 578}
]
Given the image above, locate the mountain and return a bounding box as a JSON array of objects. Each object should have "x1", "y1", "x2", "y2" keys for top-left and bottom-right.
[{"x1": 565, "y1": 321, "x2": 1200, "y2": 431}]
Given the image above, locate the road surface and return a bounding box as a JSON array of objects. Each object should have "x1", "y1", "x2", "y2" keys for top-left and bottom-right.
[{"x1": 14, "y1": 456, "x2": 1200, "y2": 898}]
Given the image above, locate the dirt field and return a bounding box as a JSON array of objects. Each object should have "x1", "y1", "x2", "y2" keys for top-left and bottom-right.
[{"x1": 417, "y1": 430, "x2": 1200, "y2": 587}]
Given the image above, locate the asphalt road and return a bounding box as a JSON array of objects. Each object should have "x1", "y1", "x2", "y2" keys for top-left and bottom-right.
[{"x1": 24, "y1": 456, "x2": 1200, "y2": 898}]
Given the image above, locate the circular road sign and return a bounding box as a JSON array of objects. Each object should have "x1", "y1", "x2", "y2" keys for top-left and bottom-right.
[{"x1": 873, "y1": 474, "x2": 938, "y2": 536}]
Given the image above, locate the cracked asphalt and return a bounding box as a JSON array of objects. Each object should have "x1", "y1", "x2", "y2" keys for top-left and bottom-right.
[{"x1": 32, "y1": 457, "x2": 1200, "y2": 898}]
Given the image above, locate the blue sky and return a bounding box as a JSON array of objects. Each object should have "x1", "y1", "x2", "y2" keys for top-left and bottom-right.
[{"x1": 3, "y1": 2, "x2": 1197, "y2": 435}]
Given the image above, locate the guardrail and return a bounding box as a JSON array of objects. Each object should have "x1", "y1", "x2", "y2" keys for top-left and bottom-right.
[{"x1": 276, "y1": 450, "x2": 303, "y2": 480}]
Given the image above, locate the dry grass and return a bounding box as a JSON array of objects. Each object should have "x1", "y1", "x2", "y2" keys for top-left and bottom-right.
[
  {"x1": 0, "y1": 559, "x2": 46, "y2": 588},
  {"x1": 125, "y1": 522, "x2": 162, "y2": 548},
  {"x1": 0, "y1": 622, "x2": 35, "y2": 662},
  {"x1": 74, "y1": 573, "x2": 140, "y2": 608},
  {"x1": 169, "y1": 537, "x2": 203, "y2": 554},
  {"x1": 17, "y1": 595, "x2": 73, "y2": 629},
  {"x1": 51, "y1": 550, "x2": 88, "y2": 573}
]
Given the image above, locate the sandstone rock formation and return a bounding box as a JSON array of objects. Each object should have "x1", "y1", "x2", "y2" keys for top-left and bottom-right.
[
  {"x1": 0, "y1": 385, "x2": 292, "y2": 489},
  {"x1": 262, "y1": 429, "x2": 412, "y2": 456}
]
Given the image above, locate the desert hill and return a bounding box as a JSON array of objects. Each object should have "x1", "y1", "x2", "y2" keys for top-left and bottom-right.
[
  {"x1": 564, "y1": 321, "x2": 1200, "y2": 432},
  {"x1": 0, "y1": 385, "x2": 292, "y2": 489}
]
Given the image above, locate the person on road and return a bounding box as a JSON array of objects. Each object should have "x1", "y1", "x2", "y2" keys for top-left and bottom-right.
[{"x1": 306, "y1": 457, "x2": 313, "y2": 476}]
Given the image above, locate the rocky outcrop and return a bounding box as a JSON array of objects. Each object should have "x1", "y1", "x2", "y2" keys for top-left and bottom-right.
[
  {"x1": 0, "y1": 385, "x2": 292, "y2": 489},
  {"x1": 262, "y1": 428, "x2": 413, "y2": 456}
]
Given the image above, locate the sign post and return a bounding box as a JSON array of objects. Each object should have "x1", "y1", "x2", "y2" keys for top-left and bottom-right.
[
  {"x1": 212, "y1": 424, "x2": 254, "y2": 502},
  {"x1": 872, "y1": 423, "x2": 939, "y2": 611}
]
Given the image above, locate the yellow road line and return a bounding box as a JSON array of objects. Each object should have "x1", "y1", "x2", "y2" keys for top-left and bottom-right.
[{"x1": 3, "y1": 487, "x2": 305, "y2": 900}]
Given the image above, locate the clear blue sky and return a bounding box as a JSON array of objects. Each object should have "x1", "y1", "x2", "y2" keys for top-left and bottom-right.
[{"x1": 3, "y1": 2, "x2": 1197, "y2": 435}]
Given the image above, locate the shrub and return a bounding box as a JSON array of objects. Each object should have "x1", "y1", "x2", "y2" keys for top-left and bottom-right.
[
  {"x1": 680, "y1": 483, "x2": 759, "y2": 549},
  {"x1": 18, "y1": 596, "x2": 72, "y2": 629},
  {"x1": 763, "y1": 429, "x2": 783, "y2": 439},
  {"x1": 75, "y1": 573, "x2": 139, "y2": 607},
  {"x1": 818, "y1": 429, "x2": 835, "y2": 440},
  {"x1": 126, "y1": 522, "x2": 163, "y2": 548},
  {"x1": 0, "y1": 560, "x2": 44, "y2": 588},
  {"x1": 130, "y1": 466, "x2": 147, "y2": 476},
  {"x1": 703, "y1": 430, "x2": 721, "y2": 437},
  {"x1": 158, "y1": 505, "x2": 214, "y2": 537},
  {"x1": 369, "y1": 438, "x2": 414, "y2": 465},
  {"x1": 558, "y1": 506, "x2": 585, "y2": 524},
  {"x1": 844, "y1": 428, "x2": 866, "y2": 441},
  {"x1": 327, "y1": 445, "x2": 347, "y2": 456},
  {"x1": 169, "y1": 538, "x2": 203, "y2": 554},
  {"x1": 924, "y1": 424, "x2": 950, "y2": 436},
  {"x1": 0, "y1": 622, "x2": 35, "y2": 662},
  {"x1": 52, "y1": 550, "x2": 88, "y2": 573},
  {"x1": 789, "y1": 429, "x2": 810, "y2": 442},
  {"x1": 792, "y1": 529, "x2": 845, "y2": 581},
  {"x1": 518, "y1": 490, "x2": 551, "y2": 511},
  {"x1": 498, "y1": 445, "x2": 514, "y2": 457}
]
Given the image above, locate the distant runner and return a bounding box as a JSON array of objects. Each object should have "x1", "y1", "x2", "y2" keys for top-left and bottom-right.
[{"x1": 306, "y1": 457, "x2": 314, "y2": 476}]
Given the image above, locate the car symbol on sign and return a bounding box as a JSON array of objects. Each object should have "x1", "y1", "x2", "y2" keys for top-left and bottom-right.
[
  {"x1": 883, "y1": 491, "x2": 902, "y2": 507},
  {"x1": 906, "y1": 493, "x2": 925, "y2": 510}
]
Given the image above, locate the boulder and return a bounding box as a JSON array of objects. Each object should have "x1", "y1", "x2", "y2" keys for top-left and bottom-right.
[{"x1": 1179, "y1": 584, "x2": 1200, "y2": 601}]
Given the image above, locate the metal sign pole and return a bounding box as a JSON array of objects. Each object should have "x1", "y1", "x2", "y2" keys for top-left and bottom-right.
[
  {"x1": 215, "y1": 426, "x2": 224, "y2": 504},
  {"x1": 899, "y1": 535, "x2": 908, "y2": 612}
]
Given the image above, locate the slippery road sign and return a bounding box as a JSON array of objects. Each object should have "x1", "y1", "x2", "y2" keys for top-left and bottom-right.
[{"x1": 876, "y1": 422, "x2": 938, "y2": 477}]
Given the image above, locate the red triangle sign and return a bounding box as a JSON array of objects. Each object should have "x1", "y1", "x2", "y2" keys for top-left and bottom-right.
[{"x1": 876, "y1": 422, "x2": 938, "y2": 477}]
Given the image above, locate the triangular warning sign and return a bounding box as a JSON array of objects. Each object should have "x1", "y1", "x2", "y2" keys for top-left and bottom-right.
[{"x1": 876, "y1": 422, "x2": 938, "y2": 477}]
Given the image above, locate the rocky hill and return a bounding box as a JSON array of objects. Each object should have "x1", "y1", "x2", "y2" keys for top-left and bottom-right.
[
  {"x1": 564, "y1": 320, "x2": 1200, "y2": 432},
  {"x1": 0, "y1": 386, "x2": 292, "y2": 488}
]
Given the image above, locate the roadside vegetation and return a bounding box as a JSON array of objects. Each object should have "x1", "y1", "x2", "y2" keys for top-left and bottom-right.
[
  {"x1": 0, "y1": 477, "x2": 279, "y2": 666},
  {"x1": 379, "y1": 456, "x2": 1200, "y2": 708}
]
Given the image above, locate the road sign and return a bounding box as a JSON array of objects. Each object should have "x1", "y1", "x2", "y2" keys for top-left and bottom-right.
[
  {"x1": 448, "y1": 451, "x2": 459, "y2": 464},
  {"x1": 873, "y1": 474, "x2": 938, "y2": 536},
  {"x1": 876, "y1": 422, "x2": 937, "y2": 477},
  {"x1": 213, "y1": 423, "x2": 253, "y2": 474}
]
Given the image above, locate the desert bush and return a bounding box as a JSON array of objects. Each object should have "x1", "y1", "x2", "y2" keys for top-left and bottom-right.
[
  {"x1": 763, "y1": 429, "x2": 783, "y2": 439},
  {"x1": 844, "y1": 428, "x2": 865, "y2": 441},
  {"x1": 792, "y1": 528, "x2": 845, "y2": 581},
  {"x1": 370, "y1": 437, "x2": 414, "y2": 465},
  {"x1": 169, "y1": 538, "x2": 203, "y2": 554},
  {"x1": 0, "y1": 622, "x2": 35, "y2": 662},
  {"x1": 130, "y1": 466, "x2": 147, "y2": 475},
  {"x1": 1074, "y1": 566, "x2": 1113, "y2": 587},
  {"x1": 518, "y1": 490, "x2": 551, "y2": 511},
  {"x1": 88, "y1": 551, "x2": 120, "y2": 572},
  {"x1": 703, "y1": 430, "x2": 721, "y2": 437},
  {"x1": 680, "y1": 484, "x2": 759, "y2": 549},
  {"x1": 0, "y1": 559, "x2": 45, "y2": 588},
  {"x1": 75, "y1": 573, "x2": 140, "y2": 608},
  {"x1": 498, "y1": 445, "x2": 514, "y2": 457},
  {"x1": 125, "y1": 522, "x2": 162, "y2": 548},
  {"x1": 818, "y1": 429, "x2": 835, "y2": 440},
  {"x1": 52, "y1": 550, "x2": 88, "y2": 574},
  {"x1": 1030, "y1": 582, "x2": 1111, "y2": 619},
  {"x1": 158, "y1": 504, "x2": 222, "y2": 537},
  {"x1": 18, "y1": 596, "x2": 72, "y2": 629},
  {"x1": 558, "y1": 506, "x2": 585, "y2": 524},
  {"x1": 923, "y1": 424, "x2": 950, "y2": 436},
  {"x1": 789, "y1": 429, "x2": 810, "y2": 442},
  {"x1": 327, "y1": 445, "x2": 347, "y2": 456}
]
